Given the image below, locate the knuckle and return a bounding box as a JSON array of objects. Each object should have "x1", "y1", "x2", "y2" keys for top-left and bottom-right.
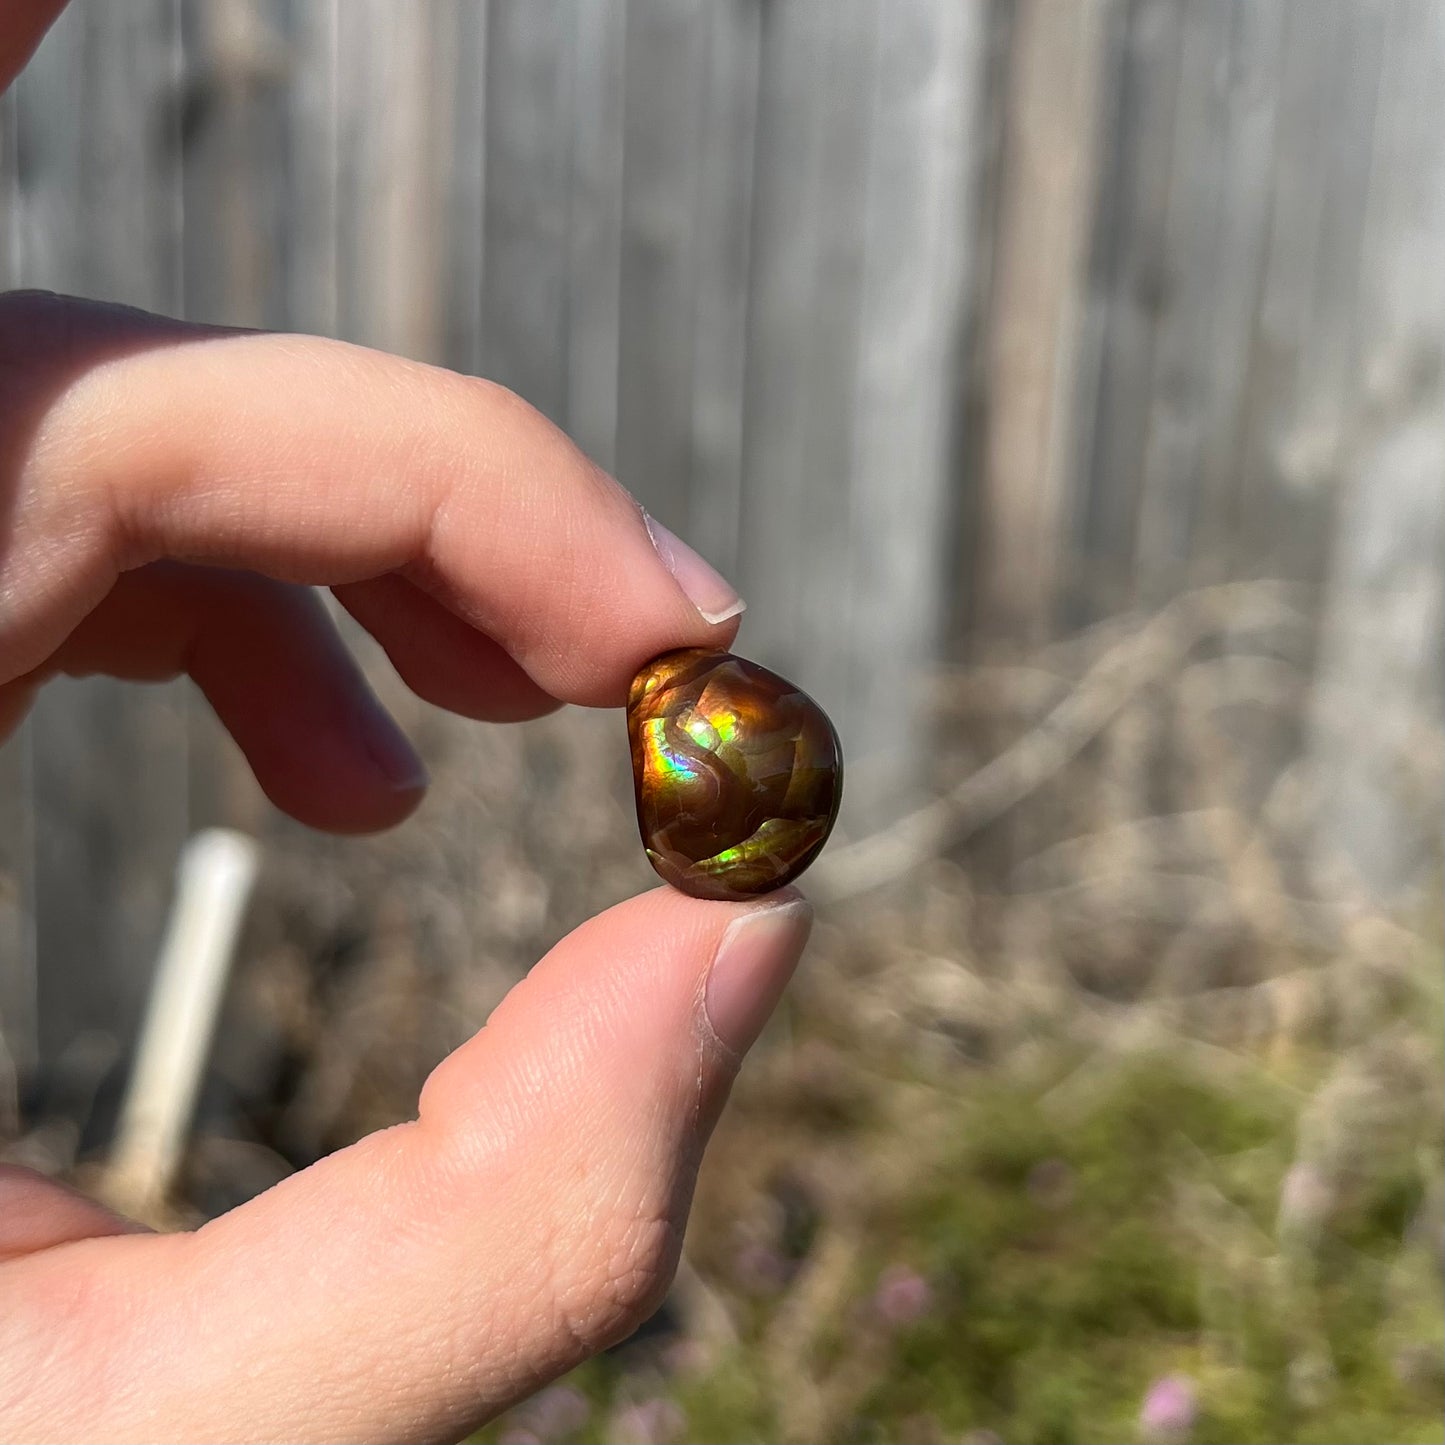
[
  {"x1": 451, "y1": 371, "x2": 541, "y2": 427},
  {"x1": 449, "y1": 372, "x2": 614, "y2": 500}
]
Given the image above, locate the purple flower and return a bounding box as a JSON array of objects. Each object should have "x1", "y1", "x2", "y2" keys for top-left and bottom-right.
[
  {"x1": 873, "y1": 1264, "x2": 934, "y2": 1327},
  {"x1": 1138, "y1": 1374, "x2": 1197, "y2": 1443},
  {"x1": 609, "y1": 1397, "x2": 687, "y2": 1445}
]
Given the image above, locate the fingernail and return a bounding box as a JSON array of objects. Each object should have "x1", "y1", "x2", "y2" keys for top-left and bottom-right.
[
  {"x1": 704, "y1": 896, "x2": 813, "y2": 1056},
  {"x1": 357, "y1": 702, "x2": 429, "y2": 792},
  {"x1": 644, "y1": 513, "x2": 746, "y2": 626}
]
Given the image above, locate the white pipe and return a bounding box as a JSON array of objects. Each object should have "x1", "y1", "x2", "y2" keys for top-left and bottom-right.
[{"x1": 107, "y1": 828, "x2": 260, "y2": 1219}]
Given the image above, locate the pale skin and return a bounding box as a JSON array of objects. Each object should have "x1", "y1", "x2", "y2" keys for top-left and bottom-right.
[{"x1": 0, "y1": 5, "x2": 813, "y2": 1440}]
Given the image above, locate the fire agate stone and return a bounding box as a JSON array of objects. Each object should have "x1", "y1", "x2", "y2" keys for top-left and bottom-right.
[{"x1": 627, "y1": 649, "x2": 843, "y2": 901}]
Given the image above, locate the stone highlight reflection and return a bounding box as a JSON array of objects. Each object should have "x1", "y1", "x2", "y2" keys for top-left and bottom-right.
[{"x1": 628, "y1": 648, "x2": 843, "y2": 901}]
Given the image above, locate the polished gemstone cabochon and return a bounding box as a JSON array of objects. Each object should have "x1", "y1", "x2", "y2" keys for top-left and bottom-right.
[{"x1": 627, "y1": 648, "x2": 843, "y2": 901}]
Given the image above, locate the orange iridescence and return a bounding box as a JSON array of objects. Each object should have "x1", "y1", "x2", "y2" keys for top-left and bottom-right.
[{"x1": 627, "y1": 649, "x2": 843, "y2": 901}]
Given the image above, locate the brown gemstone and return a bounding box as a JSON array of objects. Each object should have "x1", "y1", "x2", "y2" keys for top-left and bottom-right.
[{"x1": 627, "y1": 648, "x2": 843, "y2": 901}]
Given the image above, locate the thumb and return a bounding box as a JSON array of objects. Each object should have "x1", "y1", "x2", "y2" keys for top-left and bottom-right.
[{"x1": 0, "y1": 887, "x2": 811, "y2": 1444}]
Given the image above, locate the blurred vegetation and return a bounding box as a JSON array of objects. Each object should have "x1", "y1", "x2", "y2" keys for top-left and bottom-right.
[
  {"x1": 19, "y1": 586, "x2": 1440, "y2": 1445},
  {"x1": 472, "y1": 936, "x2": 1441, "y2": 1445},
  {"x1": 467, "y1": 589, "x2": 1443, "y2": 1445}
]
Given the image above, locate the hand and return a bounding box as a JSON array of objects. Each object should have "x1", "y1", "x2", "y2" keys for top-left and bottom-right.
[{"x1": 0, "y1": 12, "x2": 810, "y2": 1441}]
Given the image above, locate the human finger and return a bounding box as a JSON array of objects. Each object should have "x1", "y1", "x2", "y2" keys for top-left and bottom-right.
[
  {"x1": 333, "y1": 573, "x2": 560, "y2": 723},
  {"x1": 0, "y1": 887, "x2": 811, "y2": 1443},
  {"x1": 0, "y1": 1164, "x2": 143, "y2": 1262},
  {"x1": 0, "y1": 292, "x2": 743, "y2": 712},
  {"x1": 13, "y1": 561, "x2": 427, "y2": 832}
]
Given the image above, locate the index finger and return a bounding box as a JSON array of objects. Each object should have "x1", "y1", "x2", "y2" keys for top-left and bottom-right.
[{"x1": 0, "y1": 292, "x2": 743, "y2": 706}]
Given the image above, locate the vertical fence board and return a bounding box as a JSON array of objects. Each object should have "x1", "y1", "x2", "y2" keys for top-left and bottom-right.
[
  {"x1": 437, "y1": 0, "x2": 488, "y2": 376},
  {"x1": 1070, "y1": 0, "x2": 1185, "y2": 620},
  {"x1": 335, "y1": 0, "x2": 444, "y2": 360},
  {"x1": 739, "y1": 0, "x2": 880, "y2": 750},
  {"x1": 685, "y1": 1, "x2": 761, "y2": 580},
  {"x1": 1234, "y1": 2, "x2": 1386, "y2": 580},
  {"x1": 10, "y1": 2, "x2": 86, "y2": 295},
  {"x1": 562, "y1": 0, "x2": 625, "y2": 471},
  {"x1": 738, "y1": 0, "x2": 844, "y2": 690},
  {"x1": 1184, "y1": 0, "x2": 1290, "y2": 575},
  {"x1": 842, "y1": 0, "x2": 986, "y2": 825},
  {"x1": 785, "y1": 1, "x2": 880, "y2": 737},
  {"x1": 1132, "y1": 0, "x2": 1287, "y2": 598},
  {"x1": 1308, "y1": 0, "x2": 1445, "y2": 896},
  {"x1": 615, "y1": 0, "x2": 709, "y2": 528},
  {"x1": 979, "y1": 0, "x2": 1112, "y2": 642},
  {"x1": 179, "y1": 0, "x2": 290, "y2": 330},
  {"x1": 481, "y1": 0, "x2": 573, "y2": 424},
  {"x1": 1355, "y1": 0, "x2": 1445, "y2": 376},
  {"x1": 280, "y1": 0, "x2": 339, "y2": 339}
]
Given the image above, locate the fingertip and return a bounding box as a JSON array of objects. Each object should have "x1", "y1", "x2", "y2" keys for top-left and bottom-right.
[
  {"x1": 353, "y1": 697, "x2": 430, "y2": 794},
  {"x1": 181, "y1": 576, "x2": 432, "y2": 835},
  {"x1": 702, "y1": 893, "x2": 813, "y2": 1057},
  {"x1": 246, "y1": 697, "x2": 430, "y2": 836},
  {"x1": 641, "y1": 513, "x2": 746, "y2": 629}
]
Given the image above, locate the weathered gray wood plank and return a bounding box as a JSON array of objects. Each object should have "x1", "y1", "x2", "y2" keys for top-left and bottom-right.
[
  {"x1": 1308, "y1": 0, "x2": 1445, "y2": 896},
  {"x1": 737, "y1": 0, "x2": 843, "y2": 684},
  {"x1": 1069, "y1": 0, "x2": 1185, "y2": 621},
  {"x1": 561, "y1": 0, "x2": 624, "y2": 471},
  {"x1": 438, "y1": 0, "x2": 487, "y2": 375},
  {"x1": 842, "y1": 0, "x2": 987, "y2": 826},
  {"x1": 684, "y1": 0, "x2": 761, "y2": 581},
  {"x1": 786, "y1": 0, "x2": 881, "y2": 743},
  {"x1": 280, "y1": 0, "x2": 340, "y2": 339},
  {"x1": 335, "y1": 0, "x2": 444, "y2": 360},
  {"x1": 615, "y1": 0, "x2": 709, "y2": 527},
  {"x1": 1234, "y1": 1, "x2": 1387, "y2": 580},
  {"x1": 1355, "y1": 0, "x2": 1445, "y2": 377},
  {"x1": 978, "y1": 0, "x2": 1113, "y2": 642},
  {"x1": 738, "y1": 0, "x2": 879, "y2": 758},
  {"x1": 480, "y1": 0, "x2": 574, "y2": 423},
  {"x1": 179, "y1": 0, "x2": 291, "y2": 330},
  {"x1": 1132, "y1": 0, "x2": 1288, "y2": 599}
]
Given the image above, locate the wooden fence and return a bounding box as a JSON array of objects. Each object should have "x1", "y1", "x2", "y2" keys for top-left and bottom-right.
[{"x1": 0, "y1": 0, "x2": 1441, "y2": 1088}]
